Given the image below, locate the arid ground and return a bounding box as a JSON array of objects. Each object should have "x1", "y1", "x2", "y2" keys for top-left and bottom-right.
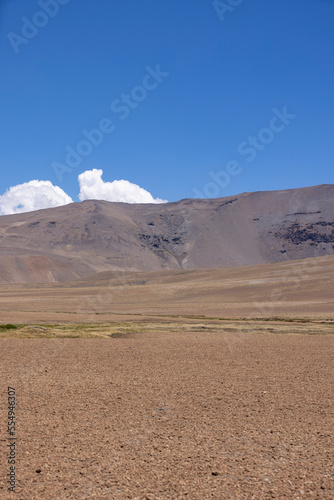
[
  {"x1": 0, "y1": 255, "x2": 333, "y2": 498},
  {"x1": 0, "y1": 329, "x2": 333, "y2": 499}
]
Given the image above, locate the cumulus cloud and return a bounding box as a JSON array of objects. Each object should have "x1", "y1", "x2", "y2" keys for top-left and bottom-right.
[
  {"x1": 0, "y1": 180, "x2": 73, "y2": 215},
  {"x1": 0, "y1": 170, "x2": 167, "y2": 216},
  {"x1": 78, "y1": 169, "x2": 167, "y2": 204}
]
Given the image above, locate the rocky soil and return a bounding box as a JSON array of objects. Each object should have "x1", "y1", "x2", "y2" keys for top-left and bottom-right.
[{"x1": 0, "y1": 330, "x2": 333, "y2": 499}]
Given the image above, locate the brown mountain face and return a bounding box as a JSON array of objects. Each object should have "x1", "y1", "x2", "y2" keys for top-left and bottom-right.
[{"x1": 0, "y1": 184, "x2": 333, "y2": 283}]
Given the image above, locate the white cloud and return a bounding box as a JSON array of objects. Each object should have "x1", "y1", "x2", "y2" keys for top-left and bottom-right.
[
  {"x1": 78, "y1": 169, "x2": 167, "y2": 204},
  {"x1": 0, "y1": 180, "x2": 73, "y2": 215},
  {"x1": 0, "y1": 170, "x2": 167, "y2": 216}
]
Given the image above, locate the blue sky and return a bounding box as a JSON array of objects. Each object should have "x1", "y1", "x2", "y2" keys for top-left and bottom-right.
[{"x1": 1, "y1": 0, "x2": 333, "y2": 213}]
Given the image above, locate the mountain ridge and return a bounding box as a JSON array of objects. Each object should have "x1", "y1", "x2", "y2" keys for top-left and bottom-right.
[{"x1": 0, "y1": 184, "x2": 333, "y2": 283}]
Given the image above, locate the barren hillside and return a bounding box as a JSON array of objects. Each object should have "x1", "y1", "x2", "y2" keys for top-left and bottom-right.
[{"x1": 0, "y1": 184, "x2": 333, "y2": 283}]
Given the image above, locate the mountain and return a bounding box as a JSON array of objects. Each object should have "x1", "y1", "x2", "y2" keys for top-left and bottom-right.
[{"x1": 0, "y1": 184, "x2": 333, "y2": 283}]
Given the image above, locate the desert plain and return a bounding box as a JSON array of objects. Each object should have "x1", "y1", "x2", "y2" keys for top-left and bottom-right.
[{"x1": 0, "y1": 253, "x2": 333, "y2": 499}]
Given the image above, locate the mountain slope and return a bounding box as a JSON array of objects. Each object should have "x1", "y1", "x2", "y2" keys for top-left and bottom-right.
[{"x1": 0, "y1": 184, "x2": 333, "y2": 283}]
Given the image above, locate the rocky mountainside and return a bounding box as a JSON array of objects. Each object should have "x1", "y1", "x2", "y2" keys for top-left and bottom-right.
[{"x1": 0, "y1": 184, "x2": 333, "y2": 283}]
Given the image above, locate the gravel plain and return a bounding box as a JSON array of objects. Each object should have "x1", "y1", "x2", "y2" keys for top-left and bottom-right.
[{"x1": 0, "y1": 329, "x2": 333, "y2": 499}]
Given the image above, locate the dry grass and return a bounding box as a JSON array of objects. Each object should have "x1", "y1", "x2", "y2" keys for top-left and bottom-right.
[
  {"x1": 1, "y1": 256, "x2": 334, "y2": 324},
  {"x1": 0, "y1": 316, "x2": 333, "y2": 339}
]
